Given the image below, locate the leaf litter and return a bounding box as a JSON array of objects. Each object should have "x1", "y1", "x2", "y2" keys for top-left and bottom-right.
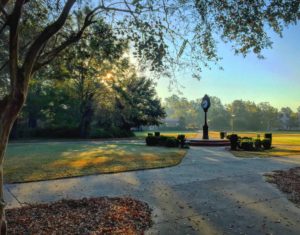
[
  {"x1": 265, "y1": 167, "x2": 300, "y2": 206},
  {"x1": 6, "y1": 197, "x2": 152, "y2": 235}
]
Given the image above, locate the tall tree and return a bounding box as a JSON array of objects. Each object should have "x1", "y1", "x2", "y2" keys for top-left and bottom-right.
[
  {"x1": 113, "y1": 75, "x2": 166, "y2": 130},
  {"x1": 206, "y1": 96, "x2": 230, "y2": 130},
  {"x1": 258, "y1": 102, "x2": 279, "y2": 130},
  {"x1": 55, "y1": 18, "x2": 128, "y2": 137},
  {"x1": 0, "y1": 0, "x2": 299, "y2": 233},
  {"x1": 279, "y1": 107, "x2": 295, "y2": 130}
]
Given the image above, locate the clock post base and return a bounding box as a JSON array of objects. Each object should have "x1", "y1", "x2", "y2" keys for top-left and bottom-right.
[{"x1": 202, "y1": 125, "x2": 209, "y2": 140}]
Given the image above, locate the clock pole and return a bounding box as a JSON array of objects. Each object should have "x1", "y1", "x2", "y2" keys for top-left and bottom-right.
[
  {"x1": 201, "y1": 94, "x2": 210, "y2": 140},
  {"x1": 203, "y1": 111, "x2": 209, "y2": 139}
]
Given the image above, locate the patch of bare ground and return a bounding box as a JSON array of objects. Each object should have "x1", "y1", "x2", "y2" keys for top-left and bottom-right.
[
  {"x1": 265, "y1": 167, "x2": 300, "y2": 206},
  {"x1": 6, "y1": 197, "x2": 152, "y2": 235}
]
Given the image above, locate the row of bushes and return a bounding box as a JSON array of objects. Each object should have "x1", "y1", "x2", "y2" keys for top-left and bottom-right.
[
  {"x1": 145, "y1": 132, "x2": 187, "y2": 148},
  {"x1": 10, "y1": 127, "x2": 81, "y2": 139},
  {"x1": 228, "y1": 133, "x2": 272, "y2": 151},
  {"x1": 10, "y1": 127, "x2": 134, "y2": 139},
  {"x1": 89, "y1": 128, "x2": 134, "y2": 138}
]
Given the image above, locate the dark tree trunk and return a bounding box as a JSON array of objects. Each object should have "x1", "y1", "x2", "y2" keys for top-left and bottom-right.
[
  {"x1": 120, "y1": 115, "x2": 132, "y2": 131},
  {"x1": 28, "y1": 114, "x2": 37, "y2": 128},
  {"x1": 79, "y1": 97, "x2": 94, "y2": 138},
  {"x1": 9, "y1": 119, "x2": 18, "y2": 139}
]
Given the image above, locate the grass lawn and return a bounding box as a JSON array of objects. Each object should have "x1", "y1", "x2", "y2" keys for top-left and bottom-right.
[
  {"x1": 227, "y1": 132, "x2": 300, "y2": 158},
  {"x1": 4, "y1": 141, "x2": 187, "y2": 183}
]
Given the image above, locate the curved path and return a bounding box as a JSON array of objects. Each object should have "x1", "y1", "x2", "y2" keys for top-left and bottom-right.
[{"x1": 4, "y1": 146, "x2": 300, "y2": 235}]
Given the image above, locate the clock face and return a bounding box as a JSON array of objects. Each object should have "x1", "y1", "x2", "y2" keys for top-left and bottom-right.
[{"x1": 202, "y1": 100, "x2": 208, "y2": 109}]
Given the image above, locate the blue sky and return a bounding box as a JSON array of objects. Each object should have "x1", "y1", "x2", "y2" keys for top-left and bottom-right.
[{"x1": 156, "y1": 25, "x2": 300, "y2": 111}]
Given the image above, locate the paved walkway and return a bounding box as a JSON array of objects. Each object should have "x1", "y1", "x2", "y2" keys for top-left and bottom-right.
[{"x1": 4, "y1": 147, "x2": 300, "y2": 235}]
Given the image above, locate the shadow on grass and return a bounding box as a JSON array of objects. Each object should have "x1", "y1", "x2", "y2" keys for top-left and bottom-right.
[{"x1": 4, "y1": 142, "x2": 187, "y2": 184}]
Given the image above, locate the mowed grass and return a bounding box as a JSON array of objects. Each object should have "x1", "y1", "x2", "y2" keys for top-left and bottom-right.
[
  {"x1": 4, "y1": 142, "x2": 187, "y2": 183},
  {"x1": 226, "y1": 132, "x2": 300, "y2": 158}
]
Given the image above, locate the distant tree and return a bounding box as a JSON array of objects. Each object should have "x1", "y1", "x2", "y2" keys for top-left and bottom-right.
[
  {"x1": 298, "y1": 107, "x2": 300, "y2": 127},
  {"x1": 165, "y1": 95, "x2": 199, "y2": 128},
  {"x1": 279, "y1": 107, "x2": 293, "y2": 130},
  {"x1": 178, "y1": 116, "x2": 187, "y2": 130},
  {"x1": 207, "y1": 96, "x2": 230, "y2": 130},
  {"x1": 227, "y1": 100, "x2": 265, "y2": 131},
  {"x1": 227, "y1": 100, "x2": 248, "y2": 131},
  {"x1": 258, "y1": 102, "x2": 279, "y2": 130}
]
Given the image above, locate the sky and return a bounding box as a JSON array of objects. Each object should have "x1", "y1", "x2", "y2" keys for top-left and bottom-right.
[{"x1": 156, "y1": 25, "x2": 300, "y2": 111}]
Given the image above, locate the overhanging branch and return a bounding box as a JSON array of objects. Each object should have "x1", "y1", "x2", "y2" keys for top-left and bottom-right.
[
  {"x1": 33, "y1": 12, "x2": 96, "y2": 72},
  {"x1": 0, "y1": 4, "x2": 8, "y2": 19},
  {"x1": 22, "y1": 0, "x2": 76, "y2": 78}
]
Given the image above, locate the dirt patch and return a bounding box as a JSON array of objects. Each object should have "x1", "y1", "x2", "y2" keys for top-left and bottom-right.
[
  {"x1": 6, "y1": 197, "x2": 152, "y2": 234},
  {"x1": 265, "y1": 167, "x2": 300, "y2": 206}
]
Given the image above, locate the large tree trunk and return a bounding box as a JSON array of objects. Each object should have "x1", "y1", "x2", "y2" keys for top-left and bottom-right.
[{"x1": 0, "y1": 92, "x2": 26, "y2": 234}]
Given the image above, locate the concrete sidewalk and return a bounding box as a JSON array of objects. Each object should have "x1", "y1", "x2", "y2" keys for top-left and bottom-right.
[{"x1": 4, "y1": 147, "x2": 300, "y2": 235}]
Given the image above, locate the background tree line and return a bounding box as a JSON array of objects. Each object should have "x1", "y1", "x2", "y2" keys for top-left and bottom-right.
[{"x1": 163, "y1": 95, "x2": 300, "y2": 131}]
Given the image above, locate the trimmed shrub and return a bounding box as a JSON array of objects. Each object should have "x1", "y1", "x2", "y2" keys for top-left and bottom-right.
[
  {"x1": 145, "y1": 135, "x2": 180, "y2": 148},
  {"x1": 148, "y1": 133, "x2": 153, "y2": 137},
  {"x1": 229, "y1": 134, "x2": 239, "y2": 150},
  {"x1": 146, "y1": 136, "x2": 159, "y2": 146},
  {"x1": 177, "y1": 134, "x2": 186, "y2": 148},
  {"x1": 240, "y1": 139, "x2": 254, "y2": 151},
  {"x1": 158, "y1": 135, "x2": 169, "y2": 146},
  {"x1": 262, "y1": 138, "x2": 272, "y2": 149},
  {"x1": 154, "y1": 132, "x2": 160, "y2": 137},
  {"x1": 165, "y1": 137, "x2": 179, "y2": 147},
  {"x1": 264, "y1": 133, "x2": 272, "y2": 146},
  {"x1": 220, "y1": 132, "x2": 226, "y2": 139},
  {"x1": 254, "y1": 138, "x2": 262, "y2": 150}
]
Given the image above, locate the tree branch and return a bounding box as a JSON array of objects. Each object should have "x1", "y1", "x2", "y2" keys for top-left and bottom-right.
[
  {"x1": 0, "y1": 40, "x2": 32, "y2": 73},
  {"x1": 0, "y1": 0, "x2": 9, "y2": 7},
  {"x1": 0, "y1": 0, "x2": 9, "y2": 20},
  {"x1": 22, "y1": 0, "x2": 76, "y2": 78},
  {"x1": 33, "y1": 12, "x2": 95, "y2": 72},
  {"x1": 0, "y1": 61, "x2": 8, "y2": 73},
  {"x1": 0, "y1": 4, "x2": 8, "y2": 19},
  {"x1": 0, "y1": 20, "x2": 7, "y2": 34}
]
